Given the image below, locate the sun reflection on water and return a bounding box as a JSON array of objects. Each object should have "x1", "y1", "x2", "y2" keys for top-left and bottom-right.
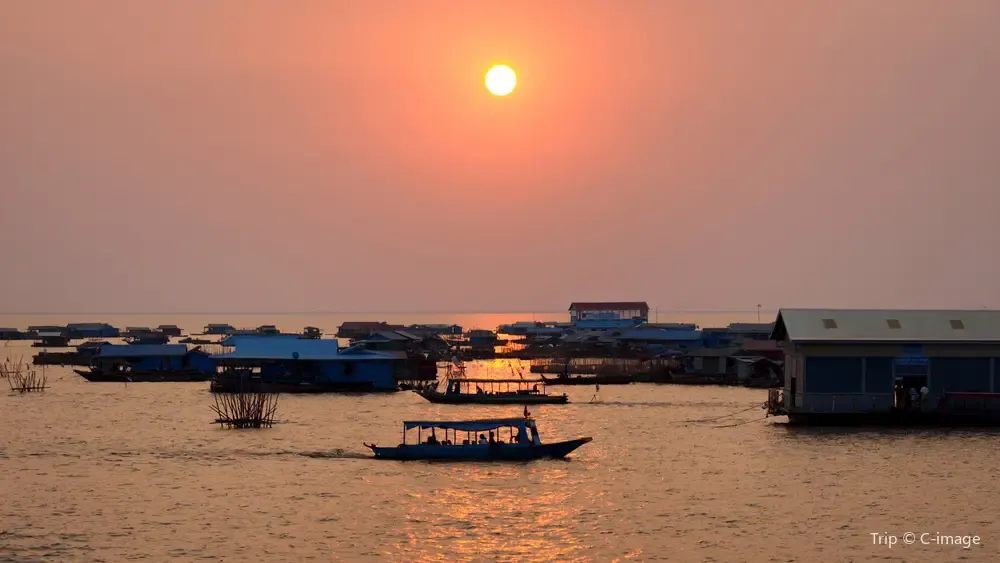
[{"x1": 387, "y1": 464, "x2": 596, "y2": 562}]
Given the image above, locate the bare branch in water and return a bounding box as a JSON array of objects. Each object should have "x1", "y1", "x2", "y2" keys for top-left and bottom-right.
[
  {"x1": 210, "y1": 391, "x2": 279, "y2": 428},
  {"x1": 2, "y1": 356, "x2": 48, "y2": 393}
]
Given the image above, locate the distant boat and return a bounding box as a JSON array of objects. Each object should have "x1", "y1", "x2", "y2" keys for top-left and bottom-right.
[
  {"x1": 364, "y1": 413, "x2": 591, "y2": 461},
  {"x1": 416, "y1": 378, "x2": 568, "y2": 405}
]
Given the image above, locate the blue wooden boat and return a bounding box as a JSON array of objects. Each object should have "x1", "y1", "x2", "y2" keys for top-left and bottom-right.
[
  {"x1": 416, "y1": 378, "x2": 569, "y2": 405},
  {"x1": 364, "y1": 412, "x2": 592, "y2": 461}
]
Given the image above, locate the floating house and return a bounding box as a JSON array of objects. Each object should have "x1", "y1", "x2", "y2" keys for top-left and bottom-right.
[
  {"x1": 728, "y1": 323, "x2": 775, "y2": 341},
  {"x1": 157, "y1": 324, "x2": 183, "y2": 337},
  {"x1": 498, "y1": 322, "x2": 566, "y2": 336},
  {"x1": 76, "y1": 344, "x2": 216, "y2": 381},
  {"x1": 356, "y1": 331, "x2": 424, "y2": 352},
  {"x1": 34, "y1": 331, "x2": 70, "y2": 347},
  {"x1": 615, "y1": 328, "x2": 704, "y2": 350},
  {"x1": 569, "y1": 302, "x2": 649, "y2": 324},
  {"x1": 466, "y1": 329, "x2": 499, "y2": 347},
  {"x1": 685, "y1": 346, "x2": 741, "y2": 377},
  {"x1": 767, "y1": 308, "x2": 1000, "y2": 424},
  {"x1": 124, "y1": 329, "x2": 170, "y2": 345},
  {"x1": 701, "y1": 323, "x2": 776, "y2": 347},
  {"x1": 212, "y1": 337, "x2": 433, "y2": 392},
  {"x1": 0, "y1": 328, "x2": 24, "y2": 340},
  {"x1": 336, "y1": 321, "x2": 405, "y2": 339},
  {"x1": 203, "y1": 323, "x2": 235, "y2": 335},
  {"x1": 408, "y1": 324, "x2": 463, "y2": 335},
  {"x1": 66, "y1": 322, "x2": 120, "y2": 339},
  {"x1": 26, "y1": 325, "x2": 65, "y2": 339}
]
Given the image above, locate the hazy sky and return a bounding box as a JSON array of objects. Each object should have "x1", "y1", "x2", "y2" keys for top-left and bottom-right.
[{"x1": 2, "y1": 1, "x2": 999, "y2": 314}]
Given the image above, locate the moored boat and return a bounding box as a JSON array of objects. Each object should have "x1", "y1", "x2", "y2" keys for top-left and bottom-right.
[
  {"x1": 364, "y1": 412, "x2": 591, "y2": 461},
  {"x1": 74, "y1": 368, "x2": 211, "y2": 382},
  {"x1": 416, "y1": 378, "x2": 568, "y2": 404}
]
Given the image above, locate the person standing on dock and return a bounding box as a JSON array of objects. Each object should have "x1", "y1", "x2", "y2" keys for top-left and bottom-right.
[{"x1": 909, "y1": 387, "x2": 920, "y2": 410}]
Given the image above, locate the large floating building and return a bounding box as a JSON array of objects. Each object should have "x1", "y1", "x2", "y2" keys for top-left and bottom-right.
[{"x1": 767, "y1": 308, "x2": 1000, "y2": 424}]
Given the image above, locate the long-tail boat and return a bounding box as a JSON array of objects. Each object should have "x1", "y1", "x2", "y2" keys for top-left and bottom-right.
[{"x1": 416, "y1": 378, "x2": 568, "y2": 404}]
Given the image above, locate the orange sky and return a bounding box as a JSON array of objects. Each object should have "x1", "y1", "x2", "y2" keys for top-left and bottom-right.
[{"x1": 2, "y1": 1, "x2": 999, "y2": 313}]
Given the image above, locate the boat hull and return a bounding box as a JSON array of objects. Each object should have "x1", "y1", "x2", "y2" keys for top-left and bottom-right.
[
  {"x1": 210, "y1": 378, "x2": 396, "y2": 394},
  {"x1": 416, "y1": 390, "x2": 569, "y2": 405},
  {"x1": 74, "y1": 369, "x2": 212, "y2": 382},
  {"x1": 368, "y1": 438, "x2": 592, "y2": 461}
]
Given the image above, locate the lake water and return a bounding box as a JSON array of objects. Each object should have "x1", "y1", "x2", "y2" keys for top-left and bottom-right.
[{"x1": 1, "y1": 315, "x2": 998, "y2": 562}]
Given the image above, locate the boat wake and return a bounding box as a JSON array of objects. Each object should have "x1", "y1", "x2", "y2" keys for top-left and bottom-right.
[
  {"x1": 297, "y1": 449, "x2": 371, "y2": 460},
  {"x1": 239, "y1": 448, "x2": 371, "y2": 460}
]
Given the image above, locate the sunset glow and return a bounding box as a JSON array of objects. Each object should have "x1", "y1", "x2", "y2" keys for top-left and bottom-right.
[{"x1": 485, "y1": 65, "x2": 517, "y2": 96}]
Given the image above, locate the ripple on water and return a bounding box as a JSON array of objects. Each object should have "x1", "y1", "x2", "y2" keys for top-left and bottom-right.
[{"x1": 2, "y1": 358, "x2": 1000, "y2": 561}]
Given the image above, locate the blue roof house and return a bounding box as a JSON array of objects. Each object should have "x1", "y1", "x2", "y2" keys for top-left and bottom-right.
[
  {"x1": 615, "y1": 329, "x2": 704, "y2": 349},
  {"x1": 213, "y1": 338, "x2": 403, "y2": 392}
]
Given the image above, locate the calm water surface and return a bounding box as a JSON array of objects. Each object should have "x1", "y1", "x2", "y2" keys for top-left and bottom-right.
[{"x1": 2, "y1": 343, "x2": 998, "y2": 562}]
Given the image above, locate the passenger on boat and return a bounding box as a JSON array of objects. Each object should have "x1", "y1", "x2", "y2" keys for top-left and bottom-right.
[
  {"x1": 476, "y1": 385, "x2": 484, "y2": 394},
  {"x1": 426, "y1": 431, "x2": 439, "y2": 445},
  {"x1": 532, "y1": 384, "x2": 539, "y2": 393},
  {"x1": 514, "y1": 429, "x2": 525, "y2": 443},
  {"x1": 478, "y1": 434, "x2": 488, "y2": 444},
  {"x1": 488, "y1": 431, "x2": 496, "y2": 445}
]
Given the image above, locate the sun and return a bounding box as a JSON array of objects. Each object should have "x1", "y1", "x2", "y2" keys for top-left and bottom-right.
[{"x1": 485, "y1": 65, "x2": 517, "y2": 96}]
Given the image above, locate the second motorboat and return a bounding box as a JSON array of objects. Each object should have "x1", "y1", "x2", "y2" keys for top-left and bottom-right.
[{"x1": 415, "y1": 377, "x2": 569, "y2": 405}]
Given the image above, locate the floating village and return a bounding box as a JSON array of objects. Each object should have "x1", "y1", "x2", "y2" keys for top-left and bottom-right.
[{"x1": 5, "y1": 302, "x2": 1000, "y2": 459}]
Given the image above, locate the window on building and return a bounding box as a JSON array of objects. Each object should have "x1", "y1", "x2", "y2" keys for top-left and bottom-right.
[
  {"x1": 822, "y1": 318, "x2": 837, "y2": 329},
  {"x1": 886, "y1": 319, "x2": 901, "y2": 329},
  {"x1": 950, "y1": 319, "x2": 965, "y2": 330}
]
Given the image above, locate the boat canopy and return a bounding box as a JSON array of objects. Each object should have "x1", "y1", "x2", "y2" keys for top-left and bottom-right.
[
  {"x1": 450, "y1": 378, "x2": 545, "y2": 384},
  {"x1": 403, "y1": 418, "x2": 530, "y2": 432}
]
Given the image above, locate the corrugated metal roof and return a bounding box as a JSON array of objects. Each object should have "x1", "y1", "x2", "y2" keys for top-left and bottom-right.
[
  {"x1": 773, "y1": 308, "x2": 1000, "y2": 342},
  {"x1": 213, "y1": 338, "x2": 396, "y2": 361},
  {"x1": 99, "y1": 344, "x2": 189, "y2": 358}
]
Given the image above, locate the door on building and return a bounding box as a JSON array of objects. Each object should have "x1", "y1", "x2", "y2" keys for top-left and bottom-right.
[{"x1": 893, "y1": 361, "x2": 928, "y2": 410}]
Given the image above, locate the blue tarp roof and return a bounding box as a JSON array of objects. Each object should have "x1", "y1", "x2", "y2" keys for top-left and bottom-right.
[
  {"x1": 214, "y1": 337, "x2": 395, "y2": 361},
  {"x1": 617, "y1": 329, "x2": 703, "y2": 341},
  {"x1": 404, "y1": 418, "x2": 530, "y2": 432},
  {"x1": 220, "y1": 334, "x2": 301, "y2": 346},
  {"x1": 99, "y1": 344, "x2": 189, "y2": 358}
]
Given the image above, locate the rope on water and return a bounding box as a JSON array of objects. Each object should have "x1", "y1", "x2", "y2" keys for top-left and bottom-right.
[
  {"x1": 683, "y1": 404, "x2": 761, "y2": 424},
  {"x1": 712, "y1": 414, "x2": 771, "y2": 428}
]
